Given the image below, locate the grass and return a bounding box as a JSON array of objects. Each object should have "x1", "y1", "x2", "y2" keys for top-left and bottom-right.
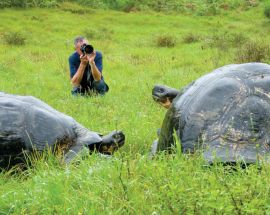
[{"x1": 0, "y1": 3, "x2": 270, "y2": 214}]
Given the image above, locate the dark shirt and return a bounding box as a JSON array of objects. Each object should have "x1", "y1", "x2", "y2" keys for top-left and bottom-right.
[{"x1": 68, "y1": 51, "x2": 103, "y2": 91}]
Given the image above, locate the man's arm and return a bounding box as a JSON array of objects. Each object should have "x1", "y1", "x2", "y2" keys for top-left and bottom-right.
[
  {"x1": 87, "y1": 51, "x2": 102, "y2": 81},
  {"x1": 70, "y1": 55, "x2": 88, "y2": 87}
]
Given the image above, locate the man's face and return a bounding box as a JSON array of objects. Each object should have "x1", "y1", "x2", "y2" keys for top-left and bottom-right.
[{"x1": 76, "y1": 39, "x2": 89, "y2": 55}]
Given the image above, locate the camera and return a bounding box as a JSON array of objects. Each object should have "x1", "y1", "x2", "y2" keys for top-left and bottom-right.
[{"x1": 80, "y1": 44, "x2": 94, "y2": 55}]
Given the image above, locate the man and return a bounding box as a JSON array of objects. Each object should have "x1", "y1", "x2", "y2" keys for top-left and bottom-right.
[{"x1": 69, "y1": 36, "x2": 109, "y2": 95}]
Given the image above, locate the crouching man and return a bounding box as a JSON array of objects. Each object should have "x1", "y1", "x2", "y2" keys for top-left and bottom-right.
[{"x1": 68, "y1": 36, "x2": 109, "y2": 96}]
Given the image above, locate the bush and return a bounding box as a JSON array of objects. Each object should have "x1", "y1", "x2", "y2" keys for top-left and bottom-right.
[
  {"x1": 264, "y1": 3, "x2": 270, "y2": 19},
  {"x1": 234, "y1": 40, "x2": 270, "y2": 63},
  {"x1": 203, "y1": 31, "x2": 248, "y2": 50},
  {"x1": 230, "y1": 32, "x2": 248, "y2": 46},
  {"x1": 0, "y1": 0, "x2": 60, "y2": 8},
  {"x1": 3, "y1": 31, "x2": 26, "y2": 45},
  {"x1": 68, "y1": 0, "x2": 107, "y2": 9},
  {"x1": 38, "y1": 0, "x2": 59, "y2": 8},
  {"x1": 122, "y1": 1, "x2": 140, "y2": 13},
  {"x1": 0, "y1": 0, "x2": 263, "y2": 14},
  {"x1": 156, "y1": 35, "x2": 176, "y2": 48},
  {"x1": 245, "y1": 0, "x2": 259, "y2": 8},
  {"x1": 182, "y1": 33, "x2": 200, "y2": 44},
  {"x1": 59, "y1": 2, "x2": 93, "y2": 14}
]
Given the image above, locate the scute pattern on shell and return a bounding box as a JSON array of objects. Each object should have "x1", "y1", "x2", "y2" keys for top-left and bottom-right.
[{"x1": 156, "y1": 63, "x2": 270, "y2": 163}]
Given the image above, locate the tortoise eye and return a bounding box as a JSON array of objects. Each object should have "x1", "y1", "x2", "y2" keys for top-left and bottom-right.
[{"x1": 158, "y1": 88, "x2": 164, "y2": 93}]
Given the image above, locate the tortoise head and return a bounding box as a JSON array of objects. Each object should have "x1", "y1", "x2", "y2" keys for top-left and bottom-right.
[
  {"x1": 98, "y1": 131, "x2": 125, "y2": 155},
  {"x1": 152, "y1": 84, "x2": 179, "y2": 109}
]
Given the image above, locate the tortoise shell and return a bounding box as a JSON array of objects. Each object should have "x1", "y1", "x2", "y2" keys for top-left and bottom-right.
[{"x1": 155, "y1": 63, "x2": 270, "y2": 163}]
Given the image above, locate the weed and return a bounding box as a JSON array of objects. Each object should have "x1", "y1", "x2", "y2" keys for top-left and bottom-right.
[
  {"x1": 234, "y1": 40, "x2": 270, "y2": 63},
  {"x1": 156, "y1": 35, "x2": 176, "y2": 48},
  {"x1": 230, "y1": 32, "x2": 248, "y2": 46},
  {"x1": 122, "y1": 2, "x2": 139, "y2": 13},
  {"x1": 3, "y1": 31, "x2": 26, "y2": 45},
  {"x1": 245, "y1": 0, "x2": 259, "y2": 8},
  {"x1": 182, "y1": 33, "x2": 200, "y2": 44},
  {"x1": 203, "y1": 31, "x2": 248, "y2": 51},
  {"x1": 31, "y1": 15, "x2": 43, "y2": 21}
]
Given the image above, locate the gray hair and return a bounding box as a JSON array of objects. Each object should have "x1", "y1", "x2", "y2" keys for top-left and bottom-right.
[{"x1": 73, "y1": 36, "x2": 85, "y2": 47}]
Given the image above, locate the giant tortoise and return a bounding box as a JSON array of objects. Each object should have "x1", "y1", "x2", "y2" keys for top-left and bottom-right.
[
  {"x1": 151, "y1": 63, "x2": 270, "y2": 164},
  {"x1": 0, "y1": 92, "x2": 125, "y2": 169}
]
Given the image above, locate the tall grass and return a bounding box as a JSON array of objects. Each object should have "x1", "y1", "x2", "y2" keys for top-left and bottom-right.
[{"x1": 0, "y1": 3, "x2": 270, "y2": 214}]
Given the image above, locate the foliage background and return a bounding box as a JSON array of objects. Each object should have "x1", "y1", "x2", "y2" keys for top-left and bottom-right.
[{"x1": 0, "y1": 0, "x2": 265, "y2": 15}]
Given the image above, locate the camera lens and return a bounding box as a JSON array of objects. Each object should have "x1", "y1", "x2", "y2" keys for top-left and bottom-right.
[
  {"x1": 80, "y1": 44, "x2": 94, "y2": 55},
  {"x1": 84, "y1": 44, "x2": 94, "y2": 54}
]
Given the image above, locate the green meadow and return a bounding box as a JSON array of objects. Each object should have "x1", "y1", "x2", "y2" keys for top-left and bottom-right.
[{"x1": 1, "y1": 1, "x2": 270, "y2": 214}]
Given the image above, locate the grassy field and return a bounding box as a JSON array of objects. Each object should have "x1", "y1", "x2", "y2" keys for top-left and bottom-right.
[{"x1": 1, "y1": 2, "x2": 270, "y2": 214}]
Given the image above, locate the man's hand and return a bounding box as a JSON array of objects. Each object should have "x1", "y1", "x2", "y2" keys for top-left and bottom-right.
[
  {"x1": 87, "y1": 51, "x2": 96, "y2": 65},
  {"x1": 71, "y1": 55, "x2": 88, "y2": 87},
  {"x1": 86, "y1": 51, "x2": 101, "y2": 81},
  {"x1": 80, "y1": 54, "x2": 88, "y2": 65}
]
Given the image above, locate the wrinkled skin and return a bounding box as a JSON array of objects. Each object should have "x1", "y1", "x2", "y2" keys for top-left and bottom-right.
[
  {"x1": 152, "y1": 63, "x2": 270, "y2": 164},
  {"x1": 0, "y1": 93, "x2": 125, "y2": 169},
  {"x1": 152, "y1": 83, "x2": 194, "y2": 109}
]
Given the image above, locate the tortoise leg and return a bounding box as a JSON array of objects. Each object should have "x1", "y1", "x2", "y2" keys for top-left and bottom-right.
[
  {"x1": 150, "y1": 139, "x2": 159, "y2": 156},
  {"x1": 63, "y1": 144, "x2": 86, "y2": 164},
  {"x1": 152, "y1": 85, "x2": 179, "y2": 109}
]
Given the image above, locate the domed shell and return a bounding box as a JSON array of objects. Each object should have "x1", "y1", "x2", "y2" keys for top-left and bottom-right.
[
  {"x1": 0, "y1": 92, "x2": 102, "y2": 168},
  {"x1": 157, "y1": 63, "x2": 270, "y2": 163}
]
